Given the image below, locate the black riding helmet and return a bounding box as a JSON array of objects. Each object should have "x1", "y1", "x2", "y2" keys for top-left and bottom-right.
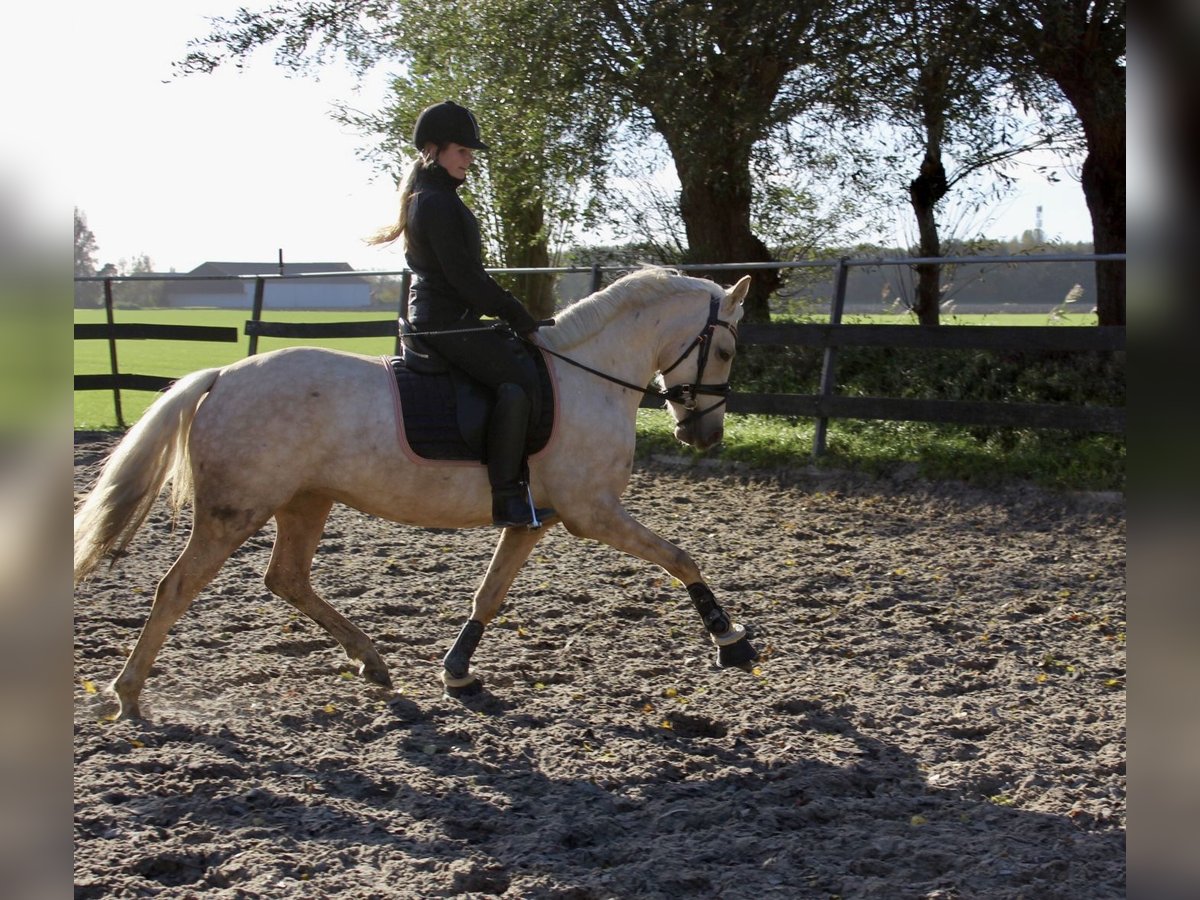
[{"x1": 412, "y1": 101, "x2": 489, "y2": 151}]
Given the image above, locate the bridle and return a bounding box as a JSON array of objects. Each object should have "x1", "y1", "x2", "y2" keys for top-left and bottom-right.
[
  {"x1": 526, "y1": 293, "x2": 738, "y2": 428},
  {"x1": 657, "y1": 294, "x2": 738, "y2": 427}
]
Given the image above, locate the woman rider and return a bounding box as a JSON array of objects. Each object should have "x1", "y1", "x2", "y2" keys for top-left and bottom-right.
[{"x1": 370, "y1": 100, "x2": 553, "y2": 528}]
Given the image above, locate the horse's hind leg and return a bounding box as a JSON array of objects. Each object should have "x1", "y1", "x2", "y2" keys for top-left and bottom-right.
[
  {"x1": 443, "y1": 525, "x2": 545, "y2": 697},
  {"x1": 112, "y1": 512, "x2": 265, "y2": 720},
  {"x1": 264, "y1": 492, "x2": 391, "y2": 689}
]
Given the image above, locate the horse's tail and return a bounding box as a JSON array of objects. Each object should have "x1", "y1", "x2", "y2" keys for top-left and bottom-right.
[{"x1": 73, "y1": 367, "x2": 222, "y2": 583}]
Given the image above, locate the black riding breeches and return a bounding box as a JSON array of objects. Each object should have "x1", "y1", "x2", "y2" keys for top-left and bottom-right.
[
  {"x1": 417, "y1": 327, "x2": 539, "y2": 399},
  {"x1": 416, "y1": 326, "x2": 540, "y2": 490}
]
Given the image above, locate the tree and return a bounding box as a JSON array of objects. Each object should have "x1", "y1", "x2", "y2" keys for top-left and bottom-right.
[
  {"x1": 74, "y1": 208, "x2": 98, "y2": 276},
  {"x1": 843, "y1": 1, "x2": 1073, "y2": 325},
  {"x1": 74, "y1": 208, "x2": 103, "y2": 307},
  {"x1": 989, "y1": 0, "x2": 1126, "y2": 325},
  {"x1": 592, "y1": 0, "x2": 843, "y2": 321},
  {"x1": 181, "y1": 2, "x2": 875, "y2": 323},
  {"x1": 338, "y1": 0, "x2": 619, "y2": 319},
  {"x1": 179, "y1": 0, "x2": 617, "y2": 320},
  {"x1": 115, "y1": 254, "x2": 166, "y2": 308},
  {"x1": 178, "y1": 1, "x2": 1122, "y2": 329}
]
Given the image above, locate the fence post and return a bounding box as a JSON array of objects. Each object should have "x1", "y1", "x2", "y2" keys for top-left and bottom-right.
[
  {"x1": 103, "y1": 278, "x2": 125, "y2": 429},
  {"x1": 247, "y1": 277, "x2": 265, "y2": 356},
  {"x1": 589, "y1": 263, "x2": 602, "y2": 295},
  {"x1": 812, "y1": 257, "x2": 850, "y2": 458}
]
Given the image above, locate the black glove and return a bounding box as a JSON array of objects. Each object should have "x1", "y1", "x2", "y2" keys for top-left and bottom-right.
[{"x1": 511, "y1": 317, "x2": 555, "y2": 336}]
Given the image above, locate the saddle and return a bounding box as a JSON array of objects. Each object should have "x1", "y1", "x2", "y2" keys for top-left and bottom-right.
[{"x1": 386, "y1": 320, "x2": 554, "y2": 463}]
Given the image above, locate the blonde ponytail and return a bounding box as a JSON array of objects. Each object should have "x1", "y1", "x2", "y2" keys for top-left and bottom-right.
[{"x1": 367, "y1": 152, "x2": 433, "y2": 247}]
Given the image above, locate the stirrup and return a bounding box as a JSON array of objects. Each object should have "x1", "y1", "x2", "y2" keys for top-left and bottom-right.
[{"x1": 492, "y1": 484, "x2": 554, "y2": 529}]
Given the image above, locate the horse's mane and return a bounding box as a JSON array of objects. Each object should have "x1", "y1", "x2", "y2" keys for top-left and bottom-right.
[{"x1": 549, "y1": 267, "x2": 719, "y2": 350}]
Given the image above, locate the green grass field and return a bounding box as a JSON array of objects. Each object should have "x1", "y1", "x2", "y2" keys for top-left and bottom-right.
[{"x1": 74, "y1": 309, "x2": 400, "y2": 428}]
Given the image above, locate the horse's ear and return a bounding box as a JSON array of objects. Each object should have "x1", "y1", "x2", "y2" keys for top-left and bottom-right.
[{"x1": 724, "y1": 275, "x2": 752, "y2": 313}]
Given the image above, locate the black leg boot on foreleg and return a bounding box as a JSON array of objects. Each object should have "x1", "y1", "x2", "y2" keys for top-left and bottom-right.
[
  {"x1": 442, "y1": 618, "x2": 486, "y2": 697},
  {"x1": 687, "y1": 582, "x2": 759, "y2": 669},
  {"x1": 488, "y1": 382, "x2": 554, "y2": 528}
]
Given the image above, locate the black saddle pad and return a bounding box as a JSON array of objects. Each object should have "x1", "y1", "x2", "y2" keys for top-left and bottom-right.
[{"x1": 386, "y1": 349, "x2": 555, "y2": 462}]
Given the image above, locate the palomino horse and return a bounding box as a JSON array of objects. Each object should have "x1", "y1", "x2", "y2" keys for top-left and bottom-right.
[{"x1": 73, "y1": 267, "x2": 758, "y2": 719}]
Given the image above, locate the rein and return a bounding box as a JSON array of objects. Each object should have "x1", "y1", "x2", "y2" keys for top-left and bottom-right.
[
  {"x1": 524, "y1": 294, "x2": 737, "y2": 426},
  {"x1": 411, "y1": 294, "x2": 737, "y2": 427}
]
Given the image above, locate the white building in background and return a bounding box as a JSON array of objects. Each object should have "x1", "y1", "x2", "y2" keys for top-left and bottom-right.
[{"x1": 165, "y1": 261, "x2": 373, "y2": 309}]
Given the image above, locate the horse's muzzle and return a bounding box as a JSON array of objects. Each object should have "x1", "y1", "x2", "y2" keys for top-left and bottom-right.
[{"x1": 676, "y1": 421, "x2": 723, "y2": 451}]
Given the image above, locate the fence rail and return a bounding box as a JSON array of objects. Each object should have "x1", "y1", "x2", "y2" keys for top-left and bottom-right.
[
  {"x1": 73, "y1": 322, "x2": 241, "y2": 343},
  {"x1": 242, "y1": 319, "x2": 398, "y2": 340},
  {"x1": 74, "y1": 255, "x2": 1125, "y2": 451},
  {"x1": 737, "y1": 322, "x2": 1127, "y2": 352}
]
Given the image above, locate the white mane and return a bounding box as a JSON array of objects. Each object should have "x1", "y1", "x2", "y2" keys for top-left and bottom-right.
[{"x1": 549, "y1": 267, "x2": 719, "y2": 351}]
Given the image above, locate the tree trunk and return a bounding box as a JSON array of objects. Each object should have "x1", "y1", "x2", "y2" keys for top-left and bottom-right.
[
  {"x1": 661, "y1": 122, "x2": 779, "y2": 323},
  {"x1": 1011, "y1": 2, "x2": 1126, "y2": 326},
  {"x1": 908, "y1": 155, "x2": 949, "y2": 326},
  {"x1": 1079, "y1": 134, "x2": 1125, "y2": 327},
  {"x1": 499, "y1": 197, "x2": 557, "y2": 320},
  {"x1": 1053, "y1": 63, "x2": 1125, "y2": 326},
  {"x1": 510, "y1": 242, "x2": 556, "y2": 321},
  {"x1": 677, "y1": 172, "x2": 780, "y2": 323},
  {"x1": 594, "y1": 1, "x2": 810, "y2": 323}
]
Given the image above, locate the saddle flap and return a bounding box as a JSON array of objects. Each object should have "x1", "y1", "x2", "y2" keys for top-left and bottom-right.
[{"x1": 386, "y1": 348, "x2": 555, "y2": 463}]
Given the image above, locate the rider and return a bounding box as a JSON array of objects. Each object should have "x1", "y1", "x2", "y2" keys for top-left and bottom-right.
[{"x1": 370, "y1": 100, "x2": 553, "y2": 528}]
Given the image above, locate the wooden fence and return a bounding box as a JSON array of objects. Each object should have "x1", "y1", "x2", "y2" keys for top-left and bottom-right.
[{"x1": 74, "y1": 255, "x2": 1125, "y2": 454}]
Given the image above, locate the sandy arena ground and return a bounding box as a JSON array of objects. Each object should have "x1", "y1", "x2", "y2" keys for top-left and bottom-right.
[{"x1": 74, "y1": 432, "x2": 1125, "y2": 898}]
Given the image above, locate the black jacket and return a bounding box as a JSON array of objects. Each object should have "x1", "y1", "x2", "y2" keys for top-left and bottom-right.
[{"x1": 405, "y1": 165, "x2": 537, "y2": 333}]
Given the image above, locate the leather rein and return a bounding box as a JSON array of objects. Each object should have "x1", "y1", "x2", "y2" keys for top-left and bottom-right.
[{"x1": 523, "y1": 294, "x2": 737, "y2": 428}]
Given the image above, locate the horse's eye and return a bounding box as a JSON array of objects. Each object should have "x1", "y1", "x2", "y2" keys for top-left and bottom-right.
[{"x1": 717, "y1": 348, "x2": 734, "y2": 362}]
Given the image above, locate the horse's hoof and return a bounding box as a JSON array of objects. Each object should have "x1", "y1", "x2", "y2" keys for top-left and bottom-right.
[
  {"x1": 717, "y1": 636, "x2": 759, "y2": 670},
  {"x1": 115, "y1": 702, "x2": 143, "y2": 721},
  {"x1": 111, "y1": 684, "x2": 142, "y2": 720},
  {"x1": 358, "y1": 657, "x2": 393, "y2": 688},
  {"x1": 442, "y1": 672, "x2": 484, "y2": 699}
]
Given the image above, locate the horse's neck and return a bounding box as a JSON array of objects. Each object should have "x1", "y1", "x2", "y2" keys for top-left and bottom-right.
[{"x1": 546, "y1": 292, "x2": 695, "y2": 388}]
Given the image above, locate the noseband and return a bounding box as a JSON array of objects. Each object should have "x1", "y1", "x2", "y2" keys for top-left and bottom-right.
[{"x1": 526, "y1": 293, "x2": 737, "y2": 428}]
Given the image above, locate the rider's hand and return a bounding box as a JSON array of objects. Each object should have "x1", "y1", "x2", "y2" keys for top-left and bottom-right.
[{"x1": 514, "y1": 318, "x2": 555, "y2": 336}]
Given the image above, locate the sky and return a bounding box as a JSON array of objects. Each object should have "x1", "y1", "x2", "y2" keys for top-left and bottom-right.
[{"x1": 11, "y1": 2, "x2": 1097, "y2": 276}]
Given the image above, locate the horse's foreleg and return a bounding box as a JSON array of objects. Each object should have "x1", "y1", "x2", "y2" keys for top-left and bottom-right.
[
  {"x1": 442, "y1": 525, "x2": 545, "y2": 697},
  {"x1": 563, "y1": 504, "x2": 758, "y2": 670},
  {"x1": 265, "y1": 493, "x2": 391, "y2": 688}
]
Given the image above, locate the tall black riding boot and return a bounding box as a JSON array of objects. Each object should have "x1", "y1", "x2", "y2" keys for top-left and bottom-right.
[{"x1": 488, "y1": 383, "x2": 554, "y2": 528}]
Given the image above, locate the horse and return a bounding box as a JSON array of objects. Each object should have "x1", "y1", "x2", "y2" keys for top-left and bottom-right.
[{"x1": 73, "y1": 267, "x2": 758, "y2": 719}]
